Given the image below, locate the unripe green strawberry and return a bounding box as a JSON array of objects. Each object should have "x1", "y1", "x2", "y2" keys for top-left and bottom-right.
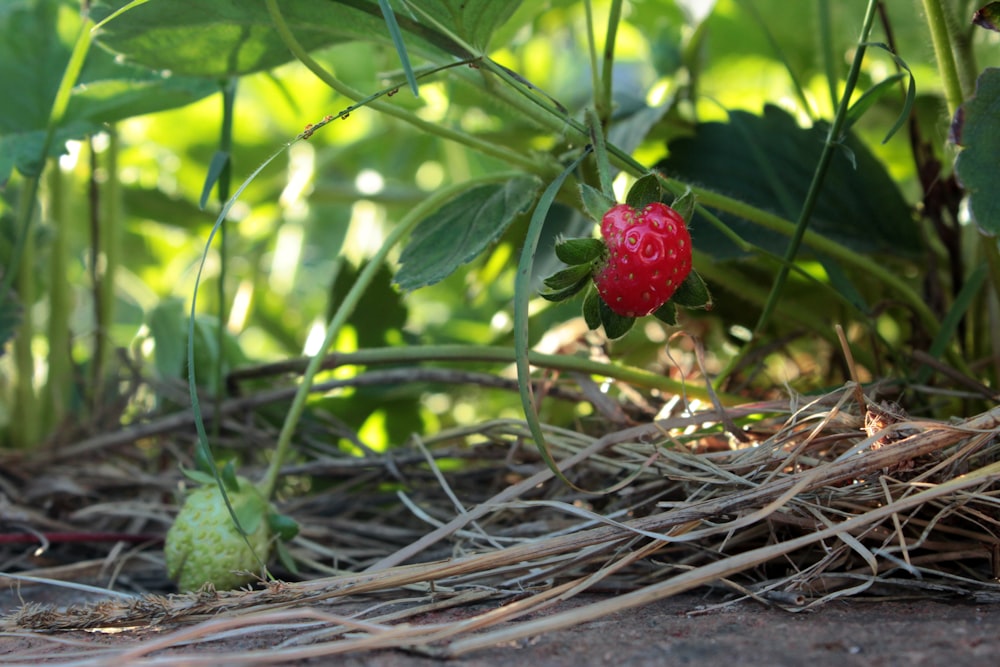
[
  {"x1": 165, "y1": 476, "x2": 272, "y2": 592},
  {"x1": 594, "y1": 202, "x2": 692, "y2": 317}
]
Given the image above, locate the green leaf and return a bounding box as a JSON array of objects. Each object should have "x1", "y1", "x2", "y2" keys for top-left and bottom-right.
[
  {"x1": 554, "y1": 237, "x2": 605, "y2": 265},
  {"x1": 0, "y1": 0, "x2": 216, "y2": 181},
  {"x1": 394, "y1": 177, "x2": 540, "y2": 291},
  {"x1": 954, "y1": 68, "x2": 1000, "y2": 234},
  {"x1": 625, "y1": 173, "x2": 662, "y2": 210},
  {"x1": 90, "y1": 0, "x2": 522, "y2": 78},
  {"x1": 329, "y1": 260, "x2": 408, "y2": 345},
  {"x1": 670, "y1": 188, "x2": 696, "y2": 225},
  {"x1": 267, "y1": 512, "x2": 301, "y2": 541},
  {"x1": 657, "y1": 105, "x2": 920, "y2": 260},
  {"x1": 855, "y1": 43, "x2": 915, "y2": 145},
  {"x1": 542, "y1": 264, "x2": 592, "y2": 291},
  {"x1": 599, "y1": 299, "x2": 635, "y2": 339},
  {"x1": 583, "y1": 287, "x2": 602, "y2": 330},
  {"x1": 580, "y1": 183, "x2": 617, "y2": 222},
  {"x1": 653, "y1": 301, "x2": 677, "y2": 326},
  {"x1": 844, "y1": 73, "x2": 906, "y2": 134},
  {"x1": 670, "y1": 269, "x2": 712, "y2": 309},
  {"x1": 179, "y1": 468, "x2": 216, "y2": 486},
  {"x1": 403, "y1": 0, "x2": 523, "y2": 50}
]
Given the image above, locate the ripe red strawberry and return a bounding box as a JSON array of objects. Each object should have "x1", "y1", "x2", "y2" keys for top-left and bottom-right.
[{"x1": 594, "y1": 202, "x2": 692, "y2": 317}]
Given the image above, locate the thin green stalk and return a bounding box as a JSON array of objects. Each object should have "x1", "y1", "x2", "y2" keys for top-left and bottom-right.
[
  {"x1": 599, "y1": 0, "x2": 624, "y2": 119},
  {"x1": 13, "y1": 185, "x2": 39, "y2": 449},
  {"x1": 920, "y1": 0, "x2": 966, "y2": 117},
  {"x1": 583, "y1": 0, "x2": 602, "y2": 114},
  {"x1": 98, "y1": 129, "x2": 121, "y2": 392},
  {"x1": 754, "y1": 0, "x2": 879, "y2": 336},
  {"x1": 263, "y1": 0, "x2": 546, "y2": 176},
  {"x1": 257, "y1": 173, "x2": 523, "y2": 499},
  {"x1": 43, "y1": 162, "x2": 71, "y2": 428}
]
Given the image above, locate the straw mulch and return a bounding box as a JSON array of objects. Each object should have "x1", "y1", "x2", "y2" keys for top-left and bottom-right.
[{"x1": 2, "y1": 365, "x2": 1000, "y2": 663}]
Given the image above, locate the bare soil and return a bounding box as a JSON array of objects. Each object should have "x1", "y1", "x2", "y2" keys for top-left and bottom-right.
[{"x1": 2, "y1": 590, "x2": 999, "y2": 666}]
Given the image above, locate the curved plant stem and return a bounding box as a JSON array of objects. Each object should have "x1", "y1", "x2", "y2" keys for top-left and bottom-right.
[
  {"x1": 257, "y1": 173, "x2": 524, "y2": 499},
  {"x1": 12, "y1": 185, "x2": 38, "y2": 449},
  {"x1": 264, "y1": 0, "x2": 547, "y2": 176},
  {"x1": 920, "y1": 0, "x2": 965, "y2": 117},
  {"x1": 44, "y1": 165, "x2": 71, "y2": 428}
]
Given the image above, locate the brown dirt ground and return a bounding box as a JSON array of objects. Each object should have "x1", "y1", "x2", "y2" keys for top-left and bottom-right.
[{"x1": 2, "y1": 590, "x2": 999, "y2": 666}]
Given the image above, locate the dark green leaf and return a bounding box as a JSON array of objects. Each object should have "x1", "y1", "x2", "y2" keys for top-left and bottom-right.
[
  {"x1": 599, "y1": 299, "x2": 635, "y2": 339},
  {"x1": 973, "y1": 3, "x2": 1000, "y2": 32},
  {"x1": 580, "y1": 183, "x2": 617, "y2": 221},
  {"x1": 407, "y1": 0, "x2": 524, "y2": 50},
  {"x1": 395, "y1": 177, "x2": 540, "y2": 291},
  {"x1": 329, "y1": 260, "x2": 408, "y2": 345},
  {"x1": 657, "y1": 105, "x2": 920, "y2": 260},
  {"x1": 670, "y1": 269, "x2": 712, "y2": 309},
  {"x1": 267, "y1": 512, "x2": 301, "y2": 541},
  {"x1": 90, "y1": 0, "x2": 521, "y2": 77},
  {"x1": 583, "y1": 287, "x2": 602, "y2": 330},
  {"x1": 670, "y1": 188, "x2": 696, "y2": 225},
  {"x1": 625, "y1": 173, "x2": 662, "y2": 210},
  {"x1": 540, "y1": 281, "x2": 589, "y2": 302},
  {"x1": 653, "y1": 301, "x2": 677, "y2": 325},
  {"x1": 954, "y1": 68, "x2": 1000, "y2": 234},
  {"x1": 554, "y1": 237, "x2": 605, "y2": 265},
  {"x1": 180, "y1": 468, "x2": 216, "y2": 486},
  {"x1": 542, "y1": 264, "x2": 592, "y2": 291}
]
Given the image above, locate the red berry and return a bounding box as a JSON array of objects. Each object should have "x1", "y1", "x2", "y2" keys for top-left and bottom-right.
[{"x1": 594, "y1": 202, "x2": 692, "y2": 317}]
